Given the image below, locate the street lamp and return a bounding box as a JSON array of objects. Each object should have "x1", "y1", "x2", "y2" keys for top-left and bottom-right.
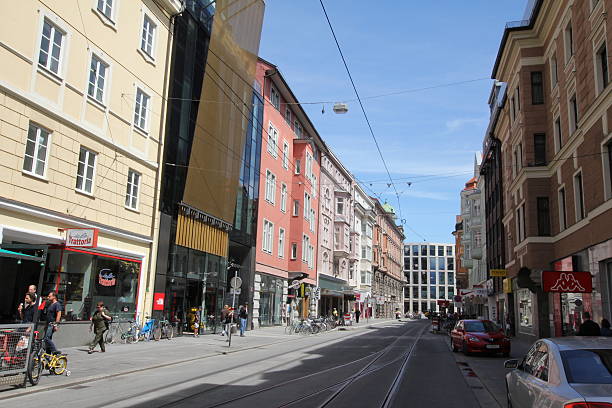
[{"x1": 333, "y1": 102, "x2": 348, "y2": 114}]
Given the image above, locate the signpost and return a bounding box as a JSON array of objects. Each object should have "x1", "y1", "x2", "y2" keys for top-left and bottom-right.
[{"x1": 228, "y1": 263, "x2": 242, "y2": 348}]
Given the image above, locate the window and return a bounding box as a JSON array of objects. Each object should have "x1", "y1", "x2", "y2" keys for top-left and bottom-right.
[
  {"x1": 134, "y1": 88, "x2": 150, "y2": 132},
  {"x1": 125, "y1": 169, "x2": 140, "y2": 210},
  {"x1": 438, "y1": 257, "x2": 446, "y2": 270},
  {"x1": 537, "y1": 197, "x2": 551, "y2": 236},
  {"x1": 265, "y1": 170, "x2": 276, "y2": 204},
  {"x1": 290, "y1": 243, "x2": 297, "y2": 260},
  {"x1": 421, "y1": 245, "x2": 427, "y2": 256},
  {"x1": 561, "y1": 349, "x2": 612, "y2": 384},
  {"x1": 564, "y1": 22, "x2": 574, "y2": 62},
  {"x1": 97, "y1": 0, "x2": 113, "y2": 20},
  {"x1": 336, "y1": 197, "x2": 344, "y2": 215},
  {"x1": 559, "y1": 187, "x2": 567, "y2": 231},
  {"x1": 421, "y1": 257, "x2": 427, "y2": 270},
  {"x1": 302, "y1": 234, "x2": 310, "y2": 262},
  {"x1": 284, "y1": 107, "x2": 291, "y2": 125},
  {"x1": 439, "y1": 271, "x2": 445, "y2": 284},
  {"x1": 282, "y1": 141, "x2": 289, "y2": 169},
  {"x1": 76, "y1": 147, "x2": 96, "y2": 194},
  {"x1": 294, "y1": 120, "x2": 303, "y2": 138},
  {"x1": 447, "y1": 272, "x2": 454, "y2": 285},
  {"x1": 39, "y1": 19, "x2": 65, "y2": 75},
  {"x1": 310, "y1": 209, "x2": 315, "y2": 232},
  {"x1": 88, "y1": 55, "x2": 108, "y2": 103},
  {"x1": 516, "y1": 203, "x2": 526, "y2": 242},
  {"x1": 270, "y1": 86, "x2": 280, "y2": 110},
  {"x1": 574, "y1": 172, "x2": 585, "y2": 221},
  {"x1": 596, "y1": 43, "x2": 609, "y2": 93},
  {"x1": 437, "y1": 246, "x2": 444, "y2": 256},
  {"x1": 446, "y1": 246, "x2": 453, "y2": 256},
  {"x1": 293, "y1": 200, "x2": 299, "y2": 216},
  {"x1": 305, "y1": 152, "x2": 313, "y2": 180},
  {"x1": 280, "y1": 183, "x2": 287, "y2": 212},
  {"x1": 569, "y1": 94, "x2": 578, "y2": 134},
  {"x1": 366, "y1": 223, "x2": 373, "y2": 238},
  {"x1": 531, "y1": 72, "x2": 544, "y2": 104},
  {"x1": 430, "y1": 258, "x2": 437, "y2": 270},
  {"x1": 429, "y1": 286, "x2": 436, "y2": 299},
  {"x1": 294, "y1": 159, "x2": 301, "y2": 174},
  {"x1": 534, "y1": 133, "x2": 546, "y2": 166},
  {"x1": 511, "y1": 95, "x2": 517, "y2": 121},
  {"x1": 141, "y1": 14, "x2": 156, "y2": 58},
  {"x1": 278, "y1": 228, "x2": 285, "y2": 258},
  {"x1": 554, "y1": 117, "x2": 563, "y2": 153},
  {"x1": 550, "y1": 54, "x2": 558, "y2": 88},
  {"x1": 606, "y1": 140, "x2": 612, "y2": 200},
  {"x1": 23, "y1": 123, "x2": 51, "y2": 178},
  {"x1": 429, "y1": 245, "x2": 436, "y2": 256},
  {"x1": 447, "y1": 257, "x2": 454, "y2": 270},
  {"x1": 267, "y1": 123, "x2": 278, "y2": 157},
  {"x1": 523, "y1": 342, "x2": 549, "y2": 382},
  {"x1": 262, "y1": 220, "x2": 274, "y2": 254},
  {"x1": 439, "y1": 287, "x2": 446, "y2": 299},
  {"x1": 304, "y1": 192, "x2": 311, "y2": 219},
  {"x1": 516, "y1": 86, "x2": 521, "y2": 111}
]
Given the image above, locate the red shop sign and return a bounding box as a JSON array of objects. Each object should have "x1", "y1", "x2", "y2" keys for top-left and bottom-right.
[
  {"x1": 542, "y1": 271, "x2": 592, "y2": 293},
  {"x1": 153, "y1": 293, "x2": 165, "y2": 311}
]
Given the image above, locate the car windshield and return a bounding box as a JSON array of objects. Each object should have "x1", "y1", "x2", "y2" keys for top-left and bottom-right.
[
  {"x1": 561, "y1": 349, "x2": 612, "y2": 384},
  {"x1": 464, "y1": 321, "x2": 498, "y2": 333}
]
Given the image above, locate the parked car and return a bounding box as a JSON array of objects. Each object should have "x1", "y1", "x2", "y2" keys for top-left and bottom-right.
[
  {"x1": 505, "y1": 337, "x2": 612, "y2": 408},
  {"x1": 450, "y1": 319, "x2": 511, "y2": 356}
]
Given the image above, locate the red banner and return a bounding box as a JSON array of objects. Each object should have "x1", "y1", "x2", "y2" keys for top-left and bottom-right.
[
  {"x1": 542, "y1": 271, "x2": 592, "y2": 293},
  {"x1": 153, "y1": 293, "x2": 165, "y2": 311}
]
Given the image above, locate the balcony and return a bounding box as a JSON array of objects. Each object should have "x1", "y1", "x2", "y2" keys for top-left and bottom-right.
[
  {"x1": 471, "y1": 248, "x2": 483, "y2": 260},
  {"x1": 461, "y1": 258, "x2": 473, "y2": 268}
]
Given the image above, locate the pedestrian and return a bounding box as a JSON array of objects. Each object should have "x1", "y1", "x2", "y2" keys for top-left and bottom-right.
[
  {"x1": 88, "y1": 301, "x2": 111, "y2": 354},
  {"x1": 332, "y1": 308, "x2": 339, "y2": 322},
  {"x1": 239, "y1": 305, "x2": 248, "y2": 337},
  {"x1": 220, "y1": 305, "x2": 229, "y2": 336},
  {"x1": 601, "y1": 319, "x2": 612, "y2": 336},
  {"x1": 577, "y1": 312, "x2": 601, "y2": 336},
  {"x1": 18, "y1": 292, "x2": 35, "y2": 323},
  {"x1": 355, "y1": 308, "x2": 361, "y2": 324},
  {"x1": 44, "y1": 291, "x2": 62, "y2": 354},
  {"x1": 395, "y1": 309, "x2": 401, "y2": 320},
  {"x1": 193, "y1": 309, "x2": 200, "y2": 337}
]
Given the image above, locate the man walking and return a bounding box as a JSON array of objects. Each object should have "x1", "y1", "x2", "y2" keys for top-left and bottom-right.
[
  {"x1": 578, "y1": 312, "x2": 601, "y2": 336},
  {"x1": 238, "y1": 305, "x2": 248, "y2": 337},
  {"x1": 45, "y1": 291, "x2": 62, "y2": 354},
  {"x1": 220, "y1": 305, "x2": 230, "y2": 336},
  {"x1": 355, "y1": 308, "x2": 361, "y2": 324},
  {"x1": 88, "y1": 301, "x2": 112, "y2": 354}
]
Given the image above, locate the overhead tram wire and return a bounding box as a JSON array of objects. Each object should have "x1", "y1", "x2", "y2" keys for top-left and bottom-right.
[{"x1": 319, "y1": 0, "x2": 403, "y2": 222}]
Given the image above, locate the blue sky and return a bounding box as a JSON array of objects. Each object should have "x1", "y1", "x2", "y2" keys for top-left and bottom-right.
[{"x1": 258, "y1": 1, "x2": 527, "y2": 243}]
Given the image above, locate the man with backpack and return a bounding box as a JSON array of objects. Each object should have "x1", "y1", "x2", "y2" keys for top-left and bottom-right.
[{"x1": 88, "y1": 301, "x2": 112, "y2": 354}]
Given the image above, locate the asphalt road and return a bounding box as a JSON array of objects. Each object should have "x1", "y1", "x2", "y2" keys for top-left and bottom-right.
[{"x1": 5, "y1": 320, "x2": 485, "y2": 408}]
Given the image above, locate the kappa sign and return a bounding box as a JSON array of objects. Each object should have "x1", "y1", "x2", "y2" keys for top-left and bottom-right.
[{"x1": 543, "y1": 271, "x2": 592, "y2": 293}]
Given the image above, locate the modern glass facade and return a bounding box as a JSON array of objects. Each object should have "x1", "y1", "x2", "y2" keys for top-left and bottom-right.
[{"x1": 404, "y1": 243, "x2": 456, "y2": 313}]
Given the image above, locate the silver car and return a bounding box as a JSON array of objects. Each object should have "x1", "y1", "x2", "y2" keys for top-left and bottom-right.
[{"x1": 505, "y1": 337, "x2": 612, "y2": 408}]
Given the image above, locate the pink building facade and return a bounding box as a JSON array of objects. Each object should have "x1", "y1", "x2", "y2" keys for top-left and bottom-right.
[{"x1": 253, "y1": 59, "x2": 322, "y2": 327}]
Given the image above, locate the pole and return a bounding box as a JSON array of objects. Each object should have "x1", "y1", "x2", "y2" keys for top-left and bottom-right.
[{"x1": 228, "y1": 269, "x2": 238, "y2": 348}]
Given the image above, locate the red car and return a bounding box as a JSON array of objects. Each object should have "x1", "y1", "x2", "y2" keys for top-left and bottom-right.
[{"x1": 450, "y1": 319, "x2": 510, "y2": 356}]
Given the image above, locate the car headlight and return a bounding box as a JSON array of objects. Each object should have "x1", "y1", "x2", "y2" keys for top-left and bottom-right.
[{"x1": 467, "y1": 336, "x2": 480, "y2": 342}]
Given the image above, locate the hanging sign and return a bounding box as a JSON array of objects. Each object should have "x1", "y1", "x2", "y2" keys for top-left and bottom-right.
[
  {"x1": 65, "y1": 228, "x2": 99, "y2": 248},
  {"x1": 542, "y1": 271, "x2": 592, "y2": 293},
  {"x1": 490, "y1": 269, "x2": 507, "y2": 277}
]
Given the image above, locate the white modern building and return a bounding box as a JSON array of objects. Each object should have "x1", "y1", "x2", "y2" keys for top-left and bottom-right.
[{"x1": 403, "y1": 243, "x2": 456, "y2": 313}]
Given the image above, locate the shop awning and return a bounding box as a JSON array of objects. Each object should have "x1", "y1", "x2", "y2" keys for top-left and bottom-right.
[{"x1": 0, "y1": 248, "x2": 44, "y2": 262}]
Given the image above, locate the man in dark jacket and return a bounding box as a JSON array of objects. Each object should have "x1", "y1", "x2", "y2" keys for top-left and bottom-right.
[
  {"x1": 238, "y1": 305, "x2": 248, "y2": 337},
  {"x1": 578, "y1": 312, "x2": 601, "y2": 336}
]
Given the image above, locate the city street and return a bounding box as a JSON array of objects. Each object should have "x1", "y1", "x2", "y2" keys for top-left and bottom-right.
[{"x1": 0, "y1": 320, "x2": 522, "y2": 408}]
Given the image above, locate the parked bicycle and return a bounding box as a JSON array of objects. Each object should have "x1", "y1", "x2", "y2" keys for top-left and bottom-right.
[{"x1": 153, "y1": 319, "x2": 175, "y2": 341}]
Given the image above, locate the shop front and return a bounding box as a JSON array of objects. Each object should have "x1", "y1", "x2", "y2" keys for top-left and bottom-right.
[
  {"x1": 318, "y1": 274, "x2": 351, "y2": 317},
  {"x1": 257, "y1": 273, "x2": 284, "y2": 326}
]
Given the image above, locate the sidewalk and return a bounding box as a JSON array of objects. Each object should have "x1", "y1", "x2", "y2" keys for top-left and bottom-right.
[{"x1": 0, "y1": 318, "x2": 395, "y2": 400}]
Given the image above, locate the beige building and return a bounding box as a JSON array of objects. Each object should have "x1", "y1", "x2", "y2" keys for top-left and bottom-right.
[
  {"x1": 485, "y1": 0, "x2": 612, "y2": 341},
  {"x1": 0, "y1": 0, "x2": 181, "y2": 343}
]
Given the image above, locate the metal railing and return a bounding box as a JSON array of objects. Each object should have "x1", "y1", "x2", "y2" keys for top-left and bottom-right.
[{"x1": 0, "y1": 323, "x2": 34, "y2": 387}]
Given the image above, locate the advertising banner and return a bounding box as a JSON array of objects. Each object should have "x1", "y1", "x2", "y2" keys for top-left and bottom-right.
[{"x1": 542, "y1": 271, "x2": 592, "y2": 293}]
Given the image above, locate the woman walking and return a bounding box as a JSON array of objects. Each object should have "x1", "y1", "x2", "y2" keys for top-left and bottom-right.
[{"x1": 89, "y1": 302, "x2": 112, "y2": 354}]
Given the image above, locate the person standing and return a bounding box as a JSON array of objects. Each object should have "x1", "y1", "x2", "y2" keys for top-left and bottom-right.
[
  {"x1": 44, "y1": 291, "x2": 62, "y2": 354},
  {"x1": 577, "y1": 312, "x2": 601, "y2": 336},
  {"x1": 193, "y1": 308, "x2": 200, "y2": 337},
  {"x1": 601, "y1": 319, "x2": 612, "y2": 336},
  {"x1": 18, "y1": 293, "x2": 36, "y2": 323},
  {"x1": 238, "y1": 305, "x2": 248, "y2": 337},
  {"x1": 220, "y1": 305, "x2": 230, "y2": 336},
  {"x1": 88, "y1": 302, "x2": 111, "y2": 354},
  {"x1": 332, "y1": 308, "x2": 339, "y2": 322},
  {"x1": 355, "y1": 308, "x2": 361, "y2": 324}
]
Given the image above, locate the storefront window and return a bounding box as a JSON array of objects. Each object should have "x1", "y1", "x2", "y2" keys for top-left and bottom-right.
[
  {"x1": 518, "y1": 289, "x2": 533, "y2": 330},
  {"x1": 47, "y1": 248, "x2": 140, "y2": 321},
  {"x1": 259, "y1": 274, "x2": 284, "y2": 326}
]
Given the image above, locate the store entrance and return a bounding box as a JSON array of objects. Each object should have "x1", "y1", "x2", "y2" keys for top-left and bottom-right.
[{"x1": 0, "y1": 257, "x2": 41, "y2": 323}]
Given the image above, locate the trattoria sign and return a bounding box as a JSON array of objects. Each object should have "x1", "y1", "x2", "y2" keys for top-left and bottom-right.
[
  {"x1": 542, "y1": 271, "x2": 592, "y2": 293},
  {"x1": 65, "y1": 228, "x2": 98, "y2": 248}
]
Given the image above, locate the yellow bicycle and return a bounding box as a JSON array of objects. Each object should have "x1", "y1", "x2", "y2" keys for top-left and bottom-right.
[{"x1": 27, "y1": 331, "x2": 70, "y2": 385}]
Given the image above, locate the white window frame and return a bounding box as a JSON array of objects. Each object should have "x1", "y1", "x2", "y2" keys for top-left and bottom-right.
[
  {"x1": 310, "y1": 208, "x2": 315, "y2": 232},
  {"x1": 88, "y1": 54, "x2": 109, "y2": 104},
  {"x1": 304, "y1": 192, "x2": 311, "y2": 219},
  {"x1": 558, "y1": 186, "x2": 567, "y2": 231},
  {"x1": 294, "y1": 120, "x2": 302, "y2": 138},
  {"x1": 280, "y1": 183, "x2": 287, "y2": 212},
  {"x1": 75, "y1": 146, "x2": 97, "y2": 195},
  {"x1": 125, "y1": 169, "x2": 141, "y2": 211},
  {"x1": 293, "y1": 199, "x2": 299, "y2": 216},
  {"x1": 564, "y1": 22, "x2": 574, "y2": 63},
  {"x1": 278, "y1": 228, "x2": 285, "y2": 258},
  {"x1": 294, "y1": 159, "x2": 301, "y2": 174},
  {"x1": 550, "y1": 54, "x2": 558, "y2": 89},
  {"x1": 284, "y1": 107, "x2": 291, "y2": 124},
  {"x1": 554, "y1": 115, "x2": 563, "y2": 153},
  {"x1": 573, "y1": 170, "x2": 585, "y2": 222},
  {"x1": 336, "y1": 197, "x2": 344, "y2": 215},
  {"x1": 302, "y1": 234, "x2": 310, "y2": 262},
  {"x1": 270, "y1": 86, "x2": 280, "y2": 110},
  {"x1": 282, "y1": 141, "x2": 289, "y2": 169},
  {"x1": 595, "y1": 41, "x2": 609, "y2": 95},
  {"x1": 305, "y1": 152, "x2": 313, "y2": 180},
  {"x1": 267, "y1": 122, "x2": 278, "y2": 158},
  {"x1": 262, "y1": 219, "x2": 274, "y2": 254},
  {"x1": 265, "y1": 170, "x2": 276, "y2": 205},
  {"x1": 134, "y1": 87, "x2": 151, "y2": 133},
  {"x1": 23, "y1": 122, "x2": 51, "y2": 179},
  {"x1": 38, "y1": 18, "x2": 66, "y2": 76},
  {"x1": 140, "y1": 13, "x2": 157, "y2": 60},
  {"x1": 94, "y1": 0, "x2": 116, "y2": 24},
  {"x1": 568, "y1": 93, "x2": 578, "y2": 135},
  {"x1": 291, "y1": 243, "x2": 297, "y2": 260}
]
